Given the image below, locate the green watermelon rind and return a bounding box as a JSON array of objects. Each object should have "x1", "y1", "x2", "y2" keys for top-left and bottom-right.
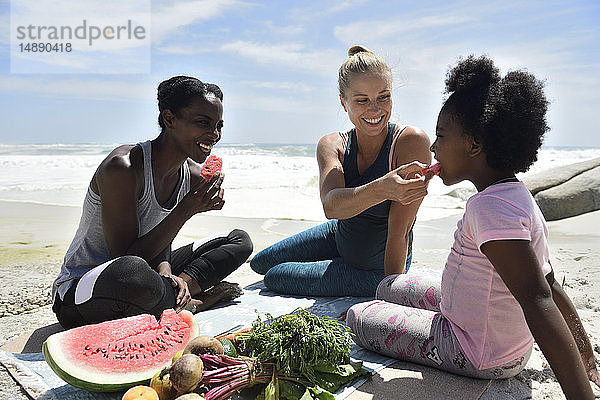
[
  {"x1": 42, "y1": 312, "x2": 200, "y2": 392},
  {"x1": 42, "y1": 339, "x2": 153, "y2": 391}
]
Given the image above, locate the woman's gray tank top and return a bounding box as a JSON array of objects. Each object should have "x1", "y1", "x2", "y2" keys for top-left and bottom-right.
[{"x1": 52, "y1": 140, "x2": 190, "y2": 300}]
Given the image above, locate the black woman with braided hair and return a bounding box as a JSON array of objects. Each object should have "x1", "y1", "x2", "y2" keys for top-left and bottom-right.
[{"x1": 51, "y1": 76, "x2": 253, "y2": 329}]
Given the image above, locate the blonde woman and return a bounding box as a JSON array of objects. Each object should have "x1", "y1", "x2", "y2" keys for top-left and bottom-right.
[{"x1": 250, "y1": 46, "x2": 431, "y2": 296}]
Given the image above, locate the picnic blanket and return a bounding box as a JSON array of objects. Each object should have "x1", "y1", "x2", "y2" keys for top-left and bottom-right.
[{"x1": 0, "y1": 281, "x2": 396, "y2": 400}]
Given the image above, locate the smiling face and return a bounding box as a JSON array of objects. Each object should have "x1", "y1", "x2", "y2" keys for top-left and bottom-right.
[
  {"x1": 170, "y1": 94, "x2": 224, "y2": 163},
  {"x1": 430, "y1": 109, "x2": 474, "y2": 186},
  {"x1": 340, "y1": 72, "x2": 392, "y2": 137}
]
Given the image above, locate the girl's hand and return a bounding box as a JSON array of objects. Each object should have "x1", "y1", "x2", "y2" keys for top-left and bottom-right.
[
  {"x1": 380, "y1": 161, "x2": 429, "y2": 205},
  {"x1": 162, "y1": 273, "x2": 191, "y2": 313},
  {"x1": 182, "y1": 173, "x2": 225, "y2": 215}
]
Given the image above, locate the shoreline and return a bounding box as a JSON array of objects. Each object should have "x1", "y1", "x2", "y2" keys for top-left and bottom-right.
[{"x1": 0, "y1": 200, "x2": 599, "y2": 399}]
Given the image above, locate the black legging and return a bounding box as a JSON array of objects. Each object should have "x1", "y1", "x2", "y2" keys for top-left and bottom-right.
[{"x1": 53, "y1": 229, "x2": 253, "y2": 329}]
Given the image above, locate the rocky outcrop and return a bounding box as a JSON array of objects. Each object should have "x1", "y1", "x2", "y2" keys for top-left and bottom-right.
[
  {"x1": 523, "y1": 157, "x2": 600, "y2": 220},
  {"x1": 522, "y1": 157, "x2": 600, "y2": 195}
]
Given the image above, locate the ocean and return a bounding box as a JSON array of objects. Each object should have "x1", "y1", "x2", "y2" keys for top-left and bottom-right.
[{"x1": 1, "y1": 143, "x2": 599, "y2": 222}]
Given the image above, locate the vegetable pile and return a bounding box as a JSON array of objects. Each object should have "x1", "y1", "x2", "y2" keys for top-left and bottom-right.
[
  {"x1": 236, "y1": 308, "x2": 362, "y2": 390},
  {"x1": 145, "y1": 308, "x2": 368, "y2": 400}
]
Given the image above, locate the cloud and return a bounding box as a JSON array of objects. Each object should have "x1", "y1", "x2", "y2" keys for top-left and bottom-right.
[
  {"x1": 151, "y1": 0, "x2": 250, "y2": 43},
  {"x1": 155, "y1": 44, "x2": 214, "y2": 55},
  {"x1": 219, "y1": 41, "x2": 339, "y2": 76},
  {"x1": 334, "y1": 14, "x2": 476, "y2": 43},
  {"x1": 0, "y1": 76, "x2": 155, "y2": 102},
  {"x1": 227, "y1": 93, "x2": 317, "y2": 113},
  {"x1": 289, "y1": 0, "x2": 369, "y2": 20},
  {"x1": 239, "y1": 80, "x2": 316, "y2": 92},
  {"x1": 322, "y1": 0, "x2": 369, "y2": 14},
  {"x1": 259, "y1": 21, "x2": 305, "y2": 36}
]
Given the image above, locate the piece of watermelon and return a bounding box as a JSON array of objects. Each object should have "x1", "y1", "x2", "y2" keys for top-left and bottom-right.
[
  {"x1": 200, "y1": 155, "x2": 222, "y2": 180},
  {"x1": 43, "y1": 309, "x2": 199, "y2": 392},
  {"x1": 421, "y1": 162, "x2": 441, "y2": 176}
]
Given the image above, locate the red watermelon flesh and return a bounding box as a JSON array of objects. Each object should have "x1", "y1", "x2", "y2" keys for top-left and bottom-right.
[
  {"x1": 200, "y1": 155, "x2": 223, "y2": 180},
  {"x1": 420, "y1": 162, "x2": 441, "y2": 176},
  {"x1": 43, "y1": 309, "x2": 199, "y2": 392}
]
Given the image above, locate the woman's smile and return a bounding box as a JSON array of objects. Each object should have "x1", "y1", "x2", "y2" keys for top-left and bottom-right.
[{"x1": 362, "y1": 115, "x2": 384, "y2": 125}]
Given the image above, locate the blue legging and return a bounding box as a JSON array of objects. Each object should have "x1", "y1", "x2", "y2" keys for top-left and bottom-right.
[{"x1": 250, "y1": 220, "x2": 411, "y2": 297}]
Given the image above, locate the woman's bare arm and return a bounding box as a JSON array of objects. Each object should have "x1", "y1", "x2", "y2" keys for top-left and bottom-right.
[
  {"x1": 385, "y1": 127, "x2": 431, "y2": 275},
  {"x1": 317, "y1": 132, "x2": 429, "y2": 220}
]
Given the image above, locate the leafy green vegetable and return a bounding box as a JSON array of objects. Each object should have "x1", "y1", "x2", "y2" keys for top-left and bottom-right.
[
  {"x1": 237, "y1": 308, "x2": 369, "y2": 400},
  {"x1": 312, "y1": 362, "x2": 368, "y2": 392},
  {"x1": 236, "y1": 308, "x2": 353, "y2": 383},
  {"x1": 307, "y1": 385, "x2": 336, "y2": 400}
]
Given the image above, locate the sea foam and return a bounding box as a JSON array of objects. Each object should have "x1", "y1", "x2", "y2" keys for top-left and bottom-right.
[{"x1": 1, "y1": 143, "x2": 599, "y2": 222}]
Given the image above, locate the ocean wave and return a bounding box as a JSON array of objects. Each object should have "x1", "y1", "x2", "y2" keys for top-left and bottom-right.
[{"x1": 0, "y1": 144, "x2": 598, "y2": 221}]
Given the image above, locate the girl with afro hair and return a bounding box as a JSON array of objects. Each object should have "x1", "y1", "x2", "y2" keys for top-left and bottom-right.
[{"x1": 346, "y1": 55, "x2": 598, "y2": 398}]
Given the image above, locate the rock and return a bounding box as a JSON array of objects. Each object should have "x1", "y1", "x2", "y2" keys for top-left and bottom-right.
[
  {"x1": 445, "y1": 187, "x2": 476, "y2": 201},
  {"x1": 522, "y1": 157, "x2": 600, "y2": 195},
  {"x1": 533, "y1": 166, "x2": 600, "y2": 220}
]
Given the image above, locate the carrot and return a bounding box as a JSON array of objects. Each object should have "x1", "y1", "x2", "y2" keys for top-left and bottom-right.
[{"x1": 215, "y1": 327, "x2": 251, "y2": 342}]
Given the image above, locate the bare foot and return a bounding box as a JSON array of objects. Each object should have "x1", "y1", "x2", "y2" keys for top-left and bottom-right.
[{"x1": 184, "y1": 282, "x2": 243, "y2": 313}]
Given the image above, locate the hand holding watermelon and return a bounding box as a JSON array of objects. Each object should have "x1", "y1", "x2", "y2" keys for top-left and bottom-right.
[
  {"x1": 201, "y1": 155, "x2": 223, "y2": 180},
  {"x1": 180, "y1": 157, "x2": 225, "y2": 216},
  {"x1": 420, "y1": 162, "x2": 441, "y2": 177}
]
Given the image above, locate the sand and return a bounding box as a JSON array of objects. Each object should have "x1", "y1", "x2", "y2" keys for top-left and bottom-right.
[{"x1": 0, "y1": 199, "x2": 599, "y2": 399}]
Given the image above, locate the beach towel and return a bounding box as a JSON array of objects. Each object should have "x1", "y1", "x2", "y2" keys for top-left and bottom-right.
[{"x1": 0, "y1": 281, "x2": 395, "y2": 400}]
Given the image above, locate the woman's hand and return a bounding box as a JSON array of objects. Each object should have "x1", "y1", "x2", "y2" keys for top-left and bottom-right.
[
  {"x1": 161, "y1": 273, "x2": 191, "y2": 313},
  {"x1": 380, "y1": 161, "x2": 429, "y2": 205},
  {"x1": 181, "y1": 173, "x2": 225, "y2": 216}
]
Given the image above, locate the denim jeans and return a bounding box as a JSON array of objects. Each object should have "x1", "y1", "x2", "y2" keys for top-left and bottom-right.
[{"x1": 250, "y1": 220, "x2": 412, "y2": 297}]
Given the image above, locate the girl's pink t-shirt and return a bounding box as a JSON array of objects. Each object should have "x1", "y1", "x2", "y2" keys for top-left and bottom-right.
[{"x1": 440, "y1": 182, "x2": 552, "y2": 369}]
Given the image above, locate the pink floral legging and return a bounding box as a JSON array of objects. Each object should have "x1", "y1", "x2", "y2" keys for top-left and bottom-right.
[{"x1": 346, "y1": 273, "x2": 531, "y2": 379}]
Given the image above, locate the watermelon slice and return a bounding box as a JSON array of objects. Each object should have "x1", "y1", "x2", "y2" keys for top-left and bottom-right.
[
  {"x1": 200, "y1": 155, "x2": 223, "y2": 180},
  {"x1": 43, "y1": 309, "x2": 199, "y2": 392},
  {"x1": 421, "y1": 162, "x2": 441, "y2": 176}
]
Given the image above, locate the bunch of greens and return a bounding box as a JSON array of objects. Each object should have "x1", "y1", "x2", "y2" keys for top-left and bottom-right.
[{"x1": 235, "y1": 308, "x2": 368, "y2": 400}]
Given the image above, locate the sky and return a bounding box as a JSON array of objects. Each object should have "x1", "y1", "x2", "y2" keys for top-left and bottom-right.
[{"x1": 0, "y1": 0, "x2": 599, "y2": 147}]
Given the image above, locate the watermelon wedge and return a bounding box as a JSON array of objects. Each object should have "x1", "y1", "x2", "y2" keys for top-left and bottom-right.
[
  {"x1": 421, "y1": 162, "x2": 441, "y2": 176},
  {"x1": 43, "y1": 309, "x2": 199, "y2": 392},
  {"x1": 200, "y1": 155, "x2": 223, "y2": 180}
]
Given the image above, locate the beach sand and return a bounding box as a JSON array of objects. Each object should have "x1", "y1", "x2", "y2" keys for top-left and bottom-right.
[{"x1": 0, "y1": 199, "x2": 599, "y2": 399}]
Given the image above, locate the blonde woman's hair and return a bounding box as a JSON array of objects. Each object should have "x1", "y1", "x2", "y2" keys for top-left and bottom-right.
[{"x1": 338, "y1": 45, "x2": 392, "y2": 98}]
